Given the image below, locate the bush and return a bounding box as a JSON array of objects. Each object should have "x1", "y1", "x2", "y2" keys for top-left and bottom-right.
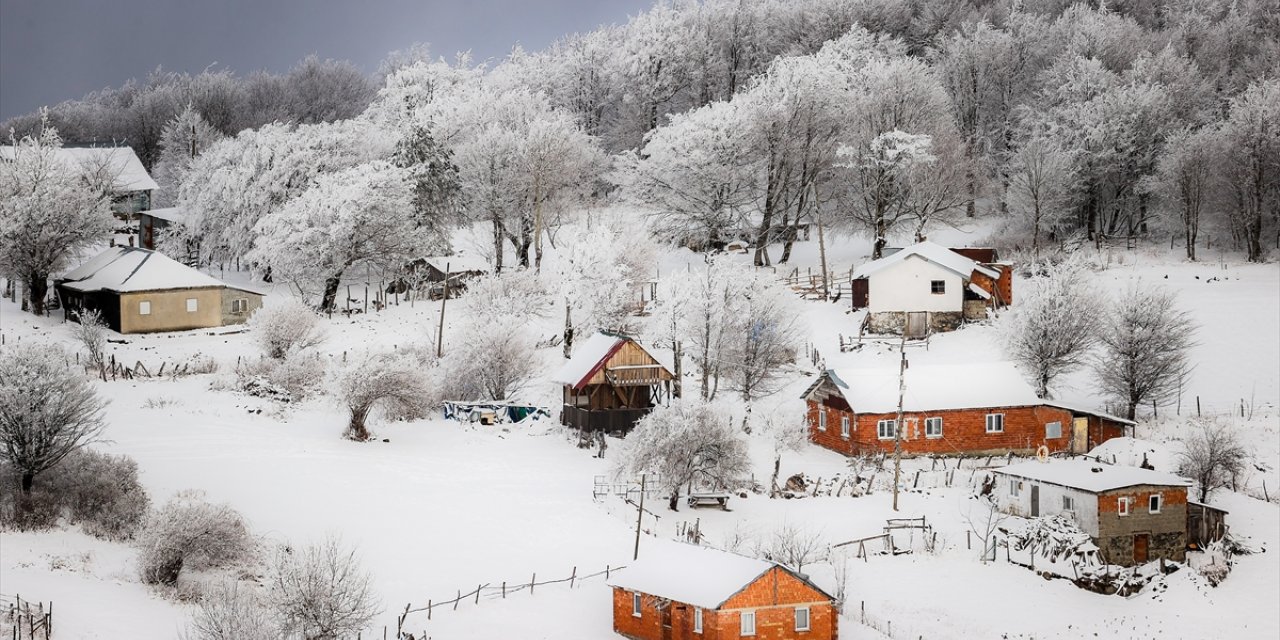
[
  {"x1": 0, "y1": 450, "x2": 148, "y2": 539},
  {"x1": 267, "y1": 537, "x2": 379, "y2": 640},
  {"x1": 336, "y1": 350, "x2": 434, "y2": 440},
  {"x1": 185, "y1": 581, "x2": 280, "y2": 640},
  {"x1": 247, "y1": 299, "x2": 327, "y2": 360},
  {"x1": 235, "y1": 351, "x2": 326, "y2": 402},
  {"x1": 136, "y1": 491, "x2": 254, "y2": 586}
]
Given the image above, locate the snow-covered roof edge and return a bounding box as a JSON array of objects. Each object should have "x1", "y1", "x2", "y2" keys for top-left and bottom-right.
[
  {"x1": 852, "y1": 241, "x2": 1000, "y2": 281},
  {"x1": 551, "y1": 331, "x2": 671, "y2": 389},
  {"x1": 994, "y1": 459, "x2": 1191, "y2": 493}
]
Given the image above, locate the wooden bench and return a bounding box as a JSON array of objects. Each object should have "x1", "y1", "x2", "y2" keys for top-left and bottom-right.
[{"x1": 687, "y1": 492, "x2": 731, "y2": 510}]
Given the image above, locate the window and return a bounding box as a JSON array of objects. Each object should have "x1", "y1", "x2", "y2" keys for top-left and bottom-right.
[
  {"x1": 138, "y1": 300, "x2": 151, "y2": 315},
  {"x1": 1149, "y1": 494, "x2": 1162, "y2": 514},
  {"x1": 930, "y1": 280, "x2": 946, "y2": 294},
  {"x1": 632, "y1": 593, "x2": 642, "y2": 617},
  {"x1": 925, "y1": 417, "x2": 943, "y2": 438},
  {"x1": 231, "y1": 298, "x2": 248, "y2": 314},
  {"x1": 694, "y1": 607, "x2": 703, "y2": 633},
  {"x1": 840, "y1": 416, "x2": 850, "y2": 438},
  {"x1": 1062, "y1": 495, "x2": 1076, "y2": 512},
  {"x1": 1045, "y1": 421, "x2": 1063, "y2": 439},
  {"x1": 740, "y1": 611, "x2": 756, "y2": 636},
  {"x1": 877, "y1": 419, "x2": 897, "y2": 440},
  {"x1": 1009, "y1": 479, "x2": 1021, "y2": 497},
  {"x1": 818, "y1": 410, "x2": 827, "y2": 431},
  {"x1": 985, "y1": 414, "x2": 1005, "y2": 433},
  {"x1": 186, "y1": 298, "x2": 198, "y2": 313},
  {"x1": 1118, "y1": 497, "x2": 1131, "y2": 516},
  {"x1": 795, "y1": 606, "x2": 811, "y2": 631}
]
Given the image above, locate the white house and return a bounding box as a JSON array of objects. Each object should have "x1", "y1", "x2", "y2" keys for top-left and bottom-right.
[
  {"x1": 0, "y1": 145, "x2": 158, "y2": 215},
  {"x1": 850, "y1": 241, "x2": 1010, "y2": 335}
]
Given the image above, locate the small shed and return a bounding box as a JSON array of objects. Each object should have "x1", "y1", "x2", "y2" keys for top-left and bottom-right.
[
  {"x1": 1186, "y1": 501, "x2": 1229, "y2": 549},
  {"x1": 994, "y1": 460, "x2": 1194, "y2": 565},
  {"x1": 552, "y1": 331, "x2": 673, "y2": 433},
  {"x1": 403, "y1": 255, "x2": 489, "y2": 299},
  {"x1": 609, "y1": 541, "x2": 838, "y2": 640},
  {"x1": 55, "y1": 247, "x2": 263, "y2": 334}
]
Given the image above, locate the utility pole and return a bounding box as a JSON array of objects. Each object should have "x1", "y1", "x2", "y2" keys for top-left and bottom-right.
[
  {"x1": 634, "y1": 474, "x2": 647, "y2": 560},
  {"x1": 436, "y1": 262, "x2": 450, "y2": 358},
  {"x1": 892, "y1": 334, "x2": 907, "y2": 511}
]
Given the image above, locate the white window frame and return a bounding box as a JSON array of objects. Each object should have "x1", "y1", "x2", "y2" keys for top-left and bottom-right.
[
  {"x1": 877, "y1": 419, "x2": 897, "y2": 440},
  {"x1": 632, "y1": 592, "x2": 642, "y2": 617},
  {"x1": 840, "y1": 415, "x2": 850, "y2": 439},
  {"x1": 925, "y1": 417, "x2": 943, "y2": 439},
  {"x1": 186, "y1": 297, "x2": 198, "y2": 313},
  {"x1": 231, "y1": 298, "x2": 247, "y2": 314},
  {"x1": 138, "y1": 300, "x2": 151, "y2": 316},
  {"x1": 795, "y1": 606, "x2": 811, "y2": 632},
  {"x1": 1118, "y1": 496, "x2": 1131, "y2": 517},
  {"x1": 1009, "y1": 479, "x2": 1021, "y2": 497},
  {"x1": 1149, "y1": 493, "x2": 1162, "y2": 514},
  {"x1": 1045, "y1": 421, "x2": 1062, "y2": 439},
  {"x1": 1062, "y1": 495, "x2": 1075, "y2": 512},
  {"x1": 985, "y1": 413, "x2": 1005, "y2": 433},
  {"x1": 817, "y1": 410, "x2": 827, "y2": 431},
  {"x1": 740, "y1": 610, "x2": 756, "y2": 636},
  {"x1": 694, "y1": 607, "x2": 703, "y2": 633}
]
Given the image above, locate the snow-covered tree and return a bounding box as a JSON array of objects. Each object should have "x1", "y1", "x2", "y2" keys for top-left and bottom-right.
[
  {"x1": 752, "y1": 404, "x2": 811, "y2": 498},
  {"x1": 72, "y1": 308, "x2": 110, "y2": 379},
  {"x1": 136, "y1": 491, "x2": 253, "y2": 586},
  {"x1": 186, "y1": 581, "x2": 279, "y2": 640},
  {"x1": 838, "y1": 129, "x2": 941, "y2": 259},
  {"x1": 440, "y1": 315, "x2": 539, "y2": 402},
  {"x1": 1217, "y1": 80, "x2": 1279, "y2": 263},
  {"x1": 720, "y1": 269, "x2": 805, "y2": 402},
  {"x1": 1179, "y1": 419, "x2": 1248, "y2": 503},
  {"x1": 247, "y1": 300, "x2": 327, "y2": 360},
  {"x1": 0, "y1": 343, "x2": 106, "y2": 496},
  {"x1": 392, "y1": 124, "x2": 464, "y2": 239},
  {"x1": 1150, "y1": 126, "x2": 1219, "y2": 262},
  {"x1": 614, "y1": 399, "x2": 751, "y2": 511},
  {"x1": 267, "y1": 537, "x2": 379, "y2": 640},
  {"x1": 152, "y1": 105, "x2": 223, "y2": 207},
  {"x1": 250, "y1": 161, "x2": 440, "y2": 311},
  {"x1": 0, "y1": 124, "x2": 114, "y2": 315},
  {"x1": 1001, "y1": 258, "x2": 1099, "y2": 397},
  {"x1": 554, "y1": 221, "x2": 656, "y2": 356},
  {"x1": 1094, "y1": 286, "x2": 1197, "y2": 420},
  {"x1": 336, "y1": 350, "x2": 434, "y2": 441},
  {"x1": 1004, "y1": 135, "x2": 1078, "y2": 259}
]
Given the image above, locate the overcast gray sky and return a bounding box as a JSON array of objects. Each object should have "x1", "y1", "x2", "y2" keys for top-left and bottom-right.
[{"x1": 0, "y1": 0, "x2": 653, "y2": 121}]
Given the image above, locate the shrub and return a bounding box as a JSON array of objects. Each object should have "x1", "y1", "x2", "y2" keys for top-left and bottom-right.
[
  {"x1": 44, "y1": 449, "x2": 149, "y2": 540},
  {"x1": 247, "y1": 299, "x2": 327, "y2": 360},
  {"x1": 235, "y1": 351, "x2": 326, "y2": 402},
  {"x1": 267, "y1": 537, "x2": 379, "y2": 640},
  {"x1": 185, "y1": 581, "x2": 280, "y2": 640},
  {"x1": 136, "y1": 492, "x2": 254, "y2": 586}
]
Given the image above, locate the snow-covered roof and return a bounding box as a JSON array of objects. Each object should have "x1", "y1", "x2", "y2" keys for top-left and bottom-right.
[
  {"x1": 968, "y1": 282, "x2": 992, "y2": 299},
  {"x1": 142, "y1": 207, "x2": 186, "y2": 223},
  {"x1": 551, "y1": 332, "x2": 627, "y2": 388},
  {"x1": 1, "y1": 146, "x2": 158, "y2": 192},
  {"x1": 852, "y1": 241, "x2": 999, "y2": 281},
  {"x1": 824, "y1": 361, "x2": 1042, "y2": 413},
  {"x1": 608, "y1": 541, "x2": 776, "y2": 609},
  {"x1": 1042, "y1": 401, "x2": 1136, "y2": 426},
  {"x1": 59, "y1": 247, "x2": 226, "y2": 293},
  {"x1": 418, "y1": 255, "x2": 489, "y2": 273},
  {"x1": 995, "y1": 459, "x2": 1191, "y2": 493}
]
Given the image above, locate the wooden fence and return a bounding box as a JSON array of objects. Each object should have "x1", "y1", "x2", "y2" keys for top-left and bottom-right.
[{"x1": 1, "y1": 595, "x2": 52, "y2": 640}]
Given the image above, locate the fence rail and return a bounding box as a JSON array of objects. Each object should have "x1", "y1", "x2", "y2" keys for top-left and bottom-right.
[{"x1": 1, "y1": 594, "x2": 52, "y2": 640}]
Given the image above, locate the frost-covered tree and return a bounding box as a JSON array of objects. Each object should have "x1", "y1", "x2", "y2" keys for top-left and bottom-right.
[
  {"x1": 72, "y1": 308, "x2": 110, "y2": 379},
  {"x1": 441, "y1": 315, "x2": 539, "y2": 402},
  {"x1": 1002, "y1": 258, "x2": 1098, "y2": 397},
  {"x1": 1179, "y1": 419, "x2": 1248, "y2": 503},
  {"x1": 392, "y1": 124, "x2": 463, "y2": 238},
  {"x1": 720, "y1": 269, "x2": 805, "y2": 402},
  {"x1": 282, "y1": 55, "x2": 376, "y2": 125},
  {"x1": 615, "y1": 399, "x2": 751, "y2": 511},
  {"x1": 136, "y1": 491, "x2": 253, "y2": 586},
  {"x1": 1004, "y1": 135, "x2": 1078, "y2": 259},
  {"x1": 185, "y1": 581, "x2": 280, "y2": 640},
  {"x1": 1150, "y1": 126, "x2": 1218, "y2": 262},
  {"x1": 152, "y1": 105, "x2": 223, "y2": 207},
  {"x1": 554, "y1": 221, "x2": 656, "y2": 356},
  {"x1": 250, "y1": 161, "x2": 440, "y2": 311},
  {"x1": 1094, "y1": 286, "x2": 1197, "y2": 420},
  {"x1": 0, "y1": 124, "x2": 114, "y2": 315},
  {"x1": 267, "y1": 537, "x2": 379, "y2": 640},
  {"x1": 838, "y1": 130, "x2": 941, "y2": 259},
  {"x1": 1218, "y1": 80, "x2": 1279, "y2": 263},
  {"x1": 247, "y1": 300, "x2": 327, "y2": 360},
  {"x1": 752, "y1": 405, "x2": 811, "y2": 498},
  {"x1": 336, "y1": 351, "x2": 434, "y2": 441},
  {"x1": 0, "y1": 343, "x2": 106, "y2": 495}
]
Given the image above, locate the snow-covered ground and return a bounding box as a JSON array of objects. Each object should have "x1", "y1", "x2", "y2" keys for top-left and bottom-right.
[{"x1": 1, "y1": 227, "x2": 1277, "y2": 639}]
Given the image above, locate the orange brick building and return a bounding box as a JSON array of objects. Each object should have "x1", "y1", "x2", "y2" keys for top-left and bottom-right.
[
  {"x1": 802, "y1": 363, "x2": 1131, "y2": 457},
  {"x1": 609, "y1": 541, "x2": 837, "y2": 640}
]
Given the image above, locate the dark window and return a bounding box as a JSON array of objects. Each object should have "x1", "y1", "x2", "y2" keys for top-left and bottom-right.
[{"x1": 931, "y1": 280, "x2": 946, "y2": 294}]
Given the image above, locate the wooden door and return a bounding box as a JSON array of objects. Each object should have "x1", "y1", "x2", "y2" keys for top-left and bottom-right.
[
  {"x1": 1071, "y1": 417, "x2": 1089, "y2": 453},
  {"x1": 852, "y1": 278, "x2": 869, "y2": 309},
  {"x1": 905, "y1": 312, "x2": 928, "y2": 339},
  {"x1": 661, "y1": 604, "x2": 674, "y2": 640},
  {"x1": 1030, "y1": 484, "x2": 1040, "y2": 517},
  {"x1": 1133, "y1": 534, "x2": 1149, "y2": 564}
]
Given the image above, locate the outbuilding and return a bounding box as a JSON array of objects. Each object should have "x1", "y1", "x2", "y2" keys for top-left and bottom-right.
[
  {"x1": 55, "y1": 246, "x2": 263, "y2": 334},
  {"x1": 553, "y1": 331, "x2": 673, "y2": 433},
  {"x1": 609, "y1": 541, "x2": 838, "y2": 640},
  {"x1": 993, "y1": 459, "x2": 1194, "y2": 565},
  {"x1": 802, "y1": 362, "x2": 1132, "y2": 457}
]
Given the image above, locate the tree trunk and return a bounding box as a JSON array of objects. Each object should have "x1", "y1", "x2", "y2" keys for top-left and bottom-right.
[
  {"x1": 563, "y1": 299, "x2": 574, "y2": 359},
  {"x1": 770, "y1": 454, "x2": 782, "y2": 498},
  {"x1": 346, "y1": 405, "x2": 373, "y2": 441},
  {"x1": 668, "y1": 486, "x2": 680, "y2": 512},
  {"x1": 320, "y1": 271, "x2": 345, "y2": 313},
  {"x1": 26, "y1": 271, "x2": 48, "y2": 316},
  {"x1": 492, "y1": 211, "x2": 505, "y2": 274},
  {"x1": 20, "y1": 472, "x2": 34, "y2": 495}
]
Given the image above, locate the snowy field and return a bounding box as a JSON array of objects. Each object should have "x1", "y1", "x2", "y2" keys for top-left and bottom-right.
[{"x1": 1, "y1": 227, "x2": 1277, "y2": 640}]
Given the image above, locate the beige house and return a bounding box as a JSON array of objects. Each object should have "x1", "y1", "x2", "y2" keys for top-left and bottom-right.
[{"x1": 56, "y1": 247, "x2": 263, "y2": 334}]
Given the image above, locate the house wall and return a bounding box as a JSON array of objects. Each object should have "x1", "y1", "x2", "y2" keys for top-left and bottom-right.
[
  {"x1": 220, "y1": 289, "x2": 263, "y2": 326},
  {"x1": 582, "y1": 340, "x2": 670, "y2": 386},
  {"x1": 867, "y1": 256, "x2": 965, "y2": 313},
  {"x1": 808, "y1": 400, "x2": 1074, "y2": 456},
  {"x1": 613, "y1": 587, "x2": 664, "y2": 640},
  {"x1": 994, "y1": 475, "x2": 1101, "y2": 535},
  {"x1": 1097, "y1": 485, "x2": 1187, "y2": 565},
  {"x1": 117, "y1": 288, "x2": 223, "y2": 334}
]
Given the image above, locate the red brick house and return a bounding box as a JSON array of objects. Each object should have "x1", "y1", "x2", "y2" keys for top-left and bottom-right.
[
  {"x1": 802, "y1": 363, "x2": 1132, "y2": 457},
  {"x1": 609, "y1": 541, "x2": 837, "y2": 640}
]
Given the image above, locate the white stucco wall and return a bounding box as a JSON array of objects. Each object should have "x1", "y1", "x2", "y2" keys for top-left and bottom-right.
[
  {"x1": 995, "y1": 475, "x2": 1100, "y2": 536},
  {"x1": 867, "y1": 256, "x2": 965, "y2": 313}
]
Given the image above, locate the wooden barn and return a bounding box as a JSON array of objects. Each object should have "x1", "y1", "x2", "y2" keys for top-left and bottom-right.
[
  {"x1": 403, "y1": 255, "x2": 489, "y2": 299},
  {"x1": 552, "y1": 331, "x2": 673, "y2": 433},
  {"x1": 55, "y1": 247, "x2": 263, "y2": 334},
  {"x1": 994, "y1": 460, "x2": 1195, "y2": 565},
  {"x1": 609, "y1": 540, "x2": 838, "y2": 640},
  {"x1": 802, "y1": 362, "x2": 1132, "y2": 457}
]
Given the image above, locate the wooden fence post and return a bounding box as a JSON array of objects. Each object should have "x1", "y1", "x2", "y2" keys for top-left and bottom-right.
[
  {"x1": 531, "y1": 573, "x2": 536, "y2": 595},
  {"x1": 570, "y1": 566, "x2": 577, "y2": 588}
]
